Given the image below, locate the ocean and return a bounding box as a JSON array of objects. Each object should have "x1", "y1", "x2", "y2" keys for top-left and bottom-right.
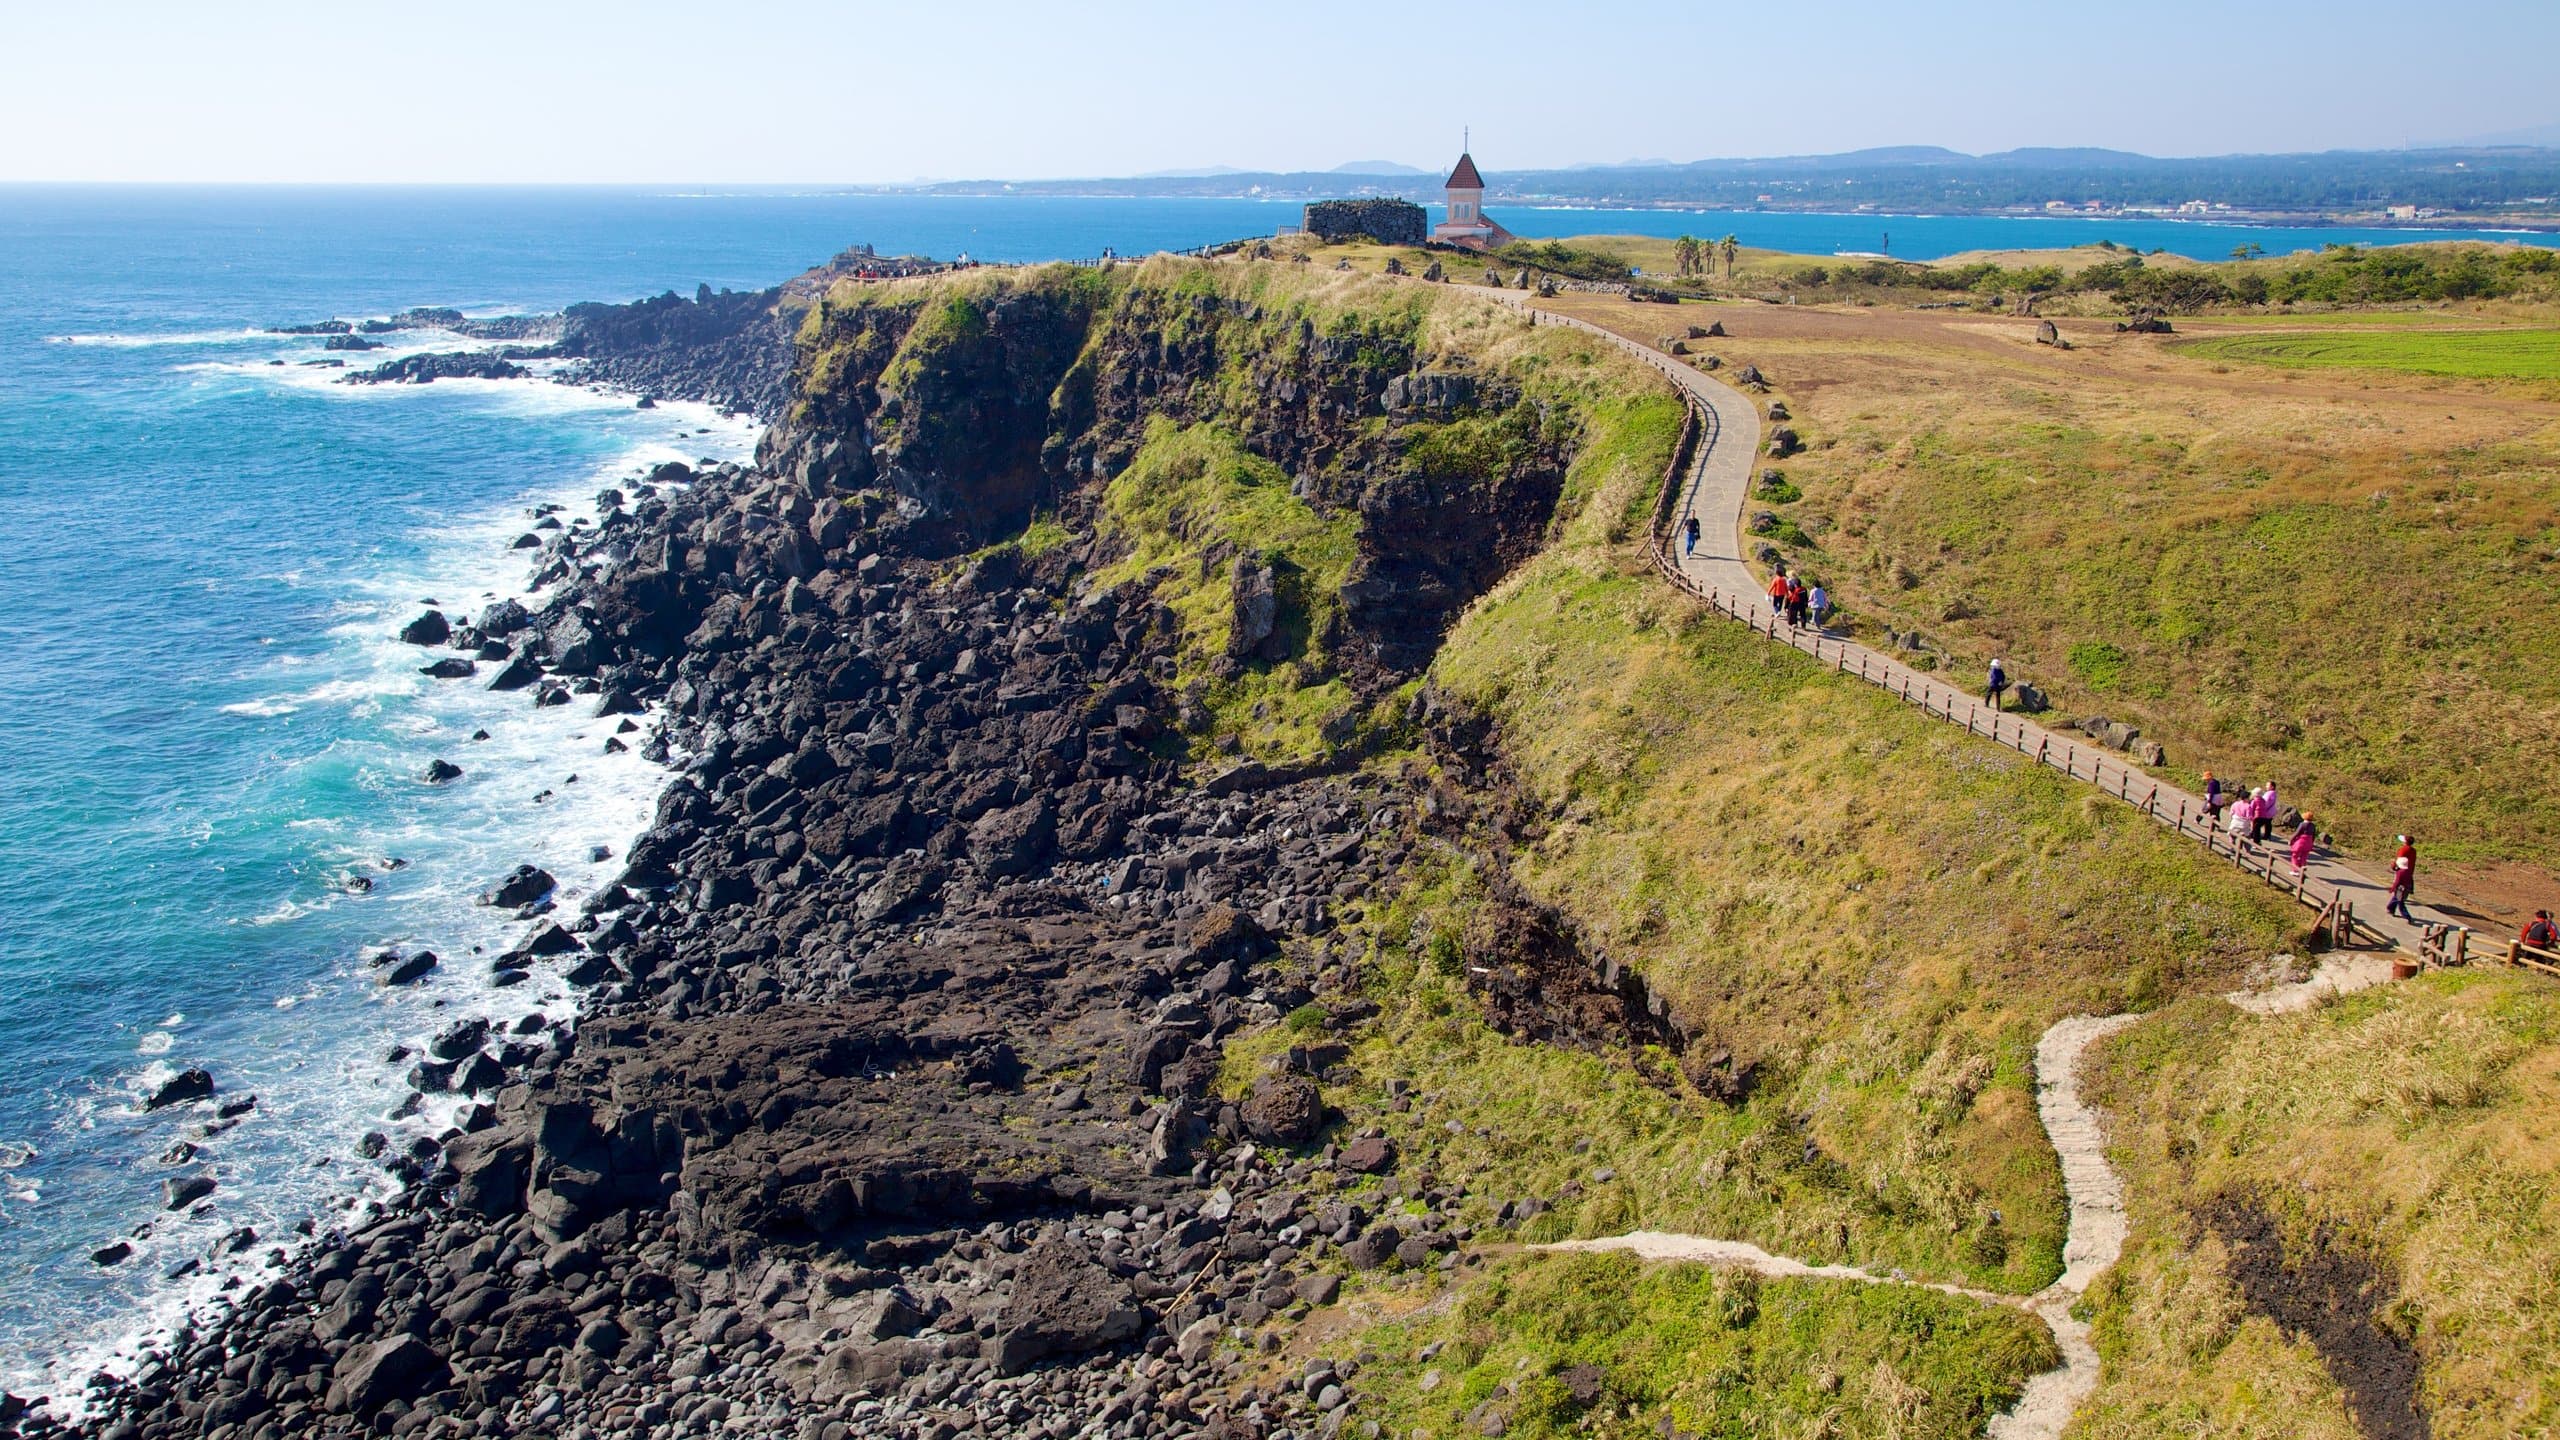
[{"x1": 0, "y1": 185, "x2": 2550, "y2": 1399}]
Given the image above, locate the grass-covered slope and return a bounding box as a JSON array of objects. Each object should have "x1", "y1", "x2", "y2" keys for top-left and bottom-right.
[
  {"x1": 1363, "y1": 402, "x2": 2305, "y2": 1295},
  {"x1": 2082, "y1": 972, "x2": 2560, "y2": 1437},
  {"x1": 783, "y1": 254, "x2": 2560, "y2": 1432},
  {"x1": 1338, "y1": 1252, "x2": 2057, "y2": 1440}
]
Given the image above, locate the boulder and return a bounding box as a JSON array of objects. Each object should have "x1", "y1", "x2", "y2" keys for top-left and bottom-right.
[
  {"x1": 2035, "y1": 319, "x2": 2061, "y2": 346},
  {"x1": 398, "y1": 610, "x2": 451, "y2": 646},
  {"x1": 420, "y1": 758, "x2": 463, "y2": 784},
  {"x1": 428, "y1": 1018, "x2": 491, "y2": 1062},
  {"x1": 1228, "y1": 557, "x2": 1279, "y2": 660},
  {"x1": 1338, "y1": 1135, "x2": 1396, "y2": 1174},
  {"x1": 1344, "y1": 1223, "x2": 1403, "y2": 1269},
  {"x1": 376, "y1": 950, "x2": 438, "y2": 986},
  {"x1": 992, "y1": 1245, "x2": 1142, "y2": 1374},
  {"x1": 856, "y1": 857, "x2": 943, "y2": 924},
  {"x1": 486, "y1": 652, "x2": 542, "y2": 692},
  {"x1": 475, "y1": 599, "x2": 532, "y2": 638},
  {"x1": 145, "y1": 1068, "x2": 215, "y2": 1110},
  {"x1": 326, "y1": 1335, "x2": 446, "y2": 1415},
  {"x1": 446, "y1": 1127, "x2": 532, "y2": 1217},
  {"x1": 1242, "y1": 1075, "x2": 1324, "y2": 1146},
  {"x1": 164, "y1": 1172, "x2": 216, "y2": 1209},
  {"x1": 968, "y1": 799, "x2": 1055, "y2": 878},
  {"x1": 478, "y1": 864, "x2": 555, "y2": 908},
  {"x1": 511, "y1": 922, "x2": 579, "y2": 958}
]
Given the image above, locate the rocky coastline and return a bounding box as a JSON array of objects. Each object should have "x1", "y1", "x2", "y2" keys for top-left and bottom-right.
[{"x1": 1, "y1": 257, "x2": 1689, "y2": 1440}]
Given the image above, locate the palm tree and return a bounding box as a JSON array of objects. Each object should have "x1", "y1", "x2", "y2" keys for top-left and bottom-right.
[
  {"x1": 1719, "y1": 234, "x2": 1740, "y2": 279},
  {"x1": 1673, "y1": 234, "x2": 1703, "y2": 278}
]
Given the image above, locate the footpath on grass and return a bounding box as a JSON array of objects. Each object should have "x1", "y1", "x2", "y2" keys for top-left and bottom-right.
[
  {"x1": 1471, "y1": 286, "x2": 2431, "y2": 1440},
  {"x1": 1488, "y1": 289, "x2": 2443, "y2": 958}
]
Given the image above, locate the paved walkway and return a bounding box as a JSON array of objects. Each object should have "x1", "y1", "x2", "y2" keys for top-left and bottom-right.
[{"x1": 1493, "y1": 291, "x2": 2436, "y2": 957}]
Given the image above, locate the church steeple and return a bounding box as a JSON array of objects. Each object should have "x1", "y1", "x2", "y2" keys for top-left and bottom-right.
[{"x1": 1432, "y1": 139, "x2": 1506, "y2": 249}]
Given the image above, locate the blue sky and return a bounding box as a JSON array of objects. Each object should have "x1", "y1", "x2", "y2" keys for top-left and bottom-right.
[{"x1": 2, "y1": 0, "x2": 2554, "y2": 182}]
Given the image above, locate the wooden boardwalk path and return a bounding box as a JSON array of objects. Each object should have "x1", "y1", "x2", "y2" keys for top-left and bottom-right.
[{"x1": 1493, "y1": 292, "x2": 2439, "y2": 957}]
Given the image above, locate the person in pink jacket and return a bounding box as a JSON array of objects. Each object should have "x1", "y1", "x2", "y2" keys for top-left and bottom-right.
[{"x1": 2288, "y1": 814, "x2": 2317, "y2": 881}]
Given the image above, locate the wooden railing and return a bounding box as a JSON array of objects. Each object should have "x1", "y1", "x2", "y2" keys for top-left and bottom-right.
[
  {"x1": 2422, "y1": 923, "x2": 2560, "y2": 977},
  {"x1": 1632, "y1": 391, "x2": 2391, "y2": 955}
]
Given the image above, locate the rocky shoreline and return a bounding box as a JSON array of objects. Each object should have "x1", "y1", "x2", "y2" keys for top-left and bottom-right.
[{"x1": 2, "y1": 261, "x2": 1690, "y2": 1440}]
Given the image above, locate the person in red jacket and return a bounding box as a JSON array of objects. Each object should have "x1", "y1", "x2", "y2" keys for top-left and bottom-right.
[
  {"x1": 1767, "y1": 569, "x2": 1791, "y2": 622},
  {"x1": 2387, "y1": 836, "x2": 2417, "y2": 920},
  {"x1": 2525, "y1": 910, "x2": 2558, "y2": 952}
]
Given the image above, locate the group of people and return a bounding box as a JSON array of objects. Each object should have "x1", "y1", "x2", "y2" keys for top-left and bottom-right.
[
  {"x1": 1726, "y1": 558, "x2": 2484, "y2": 938},
  {"x1": 2202, "y1": 772, "x2": 2333, "y2": 884},
  {"x1": 1764, "y1": 566, "x2": 1829, "y2": 630}
]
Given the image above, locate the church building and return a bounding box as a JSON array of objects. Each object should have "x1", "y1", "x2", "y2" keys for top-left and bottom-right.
[{"x1": 1429, "y1": 150, "x2": 1515, "y2": 250}]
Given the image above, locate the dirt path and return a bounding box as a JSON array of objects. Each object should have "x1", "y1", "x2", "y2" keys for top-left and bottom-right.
[
  {"x1": 1982, "y1": 1014, "x2": 2139, "y2": 1440},
  {"x1": 1538, "y1": 1012, "x2": 2134, "y2": 1440},
  {"x1": 1492, "y1": 290, "x2": 2437, "y2": 959}
]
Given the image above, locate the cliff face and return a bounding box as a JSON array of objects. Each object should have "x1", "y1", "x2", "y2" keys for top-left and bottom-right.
[{"x1": 763, "y1": 262, "x2": 1579, "y2": 685}]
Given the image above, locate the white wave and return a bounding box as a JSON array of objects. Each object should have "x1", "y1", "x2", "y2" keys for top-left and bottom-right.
[
  {"x1": 0, "y1": 1141, "x2": 34, "y2": 1169},
  {"x1": 136, "y1": 1031, "x2": 174, "y2": 1056},
  {"x1": 0, "y1": 343, "x2": 765, "y2": 1411},
  {"x1": 161, "y1": 1014, "x2": 185, "y2": 1028},
  {"x1": 244, "y1": 896, "x2": 326, "y2": 927},
  {"x1": 51, "y1": 328, "x2": 272, "y2": 348},
  {"x1": 217, "y1": 698, "x2": 297, "y2": 717}
]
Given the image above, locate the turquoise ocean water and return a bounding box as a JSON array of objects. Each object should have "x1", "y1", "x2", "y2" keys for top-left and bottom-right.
[{"x1": 0, "y1": 187, "x2": 2550, "y2": 1398}]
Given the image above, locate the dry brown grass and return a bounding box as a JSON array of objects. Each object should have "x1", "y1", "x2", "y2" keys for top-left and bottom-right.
[
  {"x1": 2085, "y1": 971, "x2": 2560, "y2": 1435},
  {"x1": 1521, "y1": 287, "x2": 2560, "y2": 907}
]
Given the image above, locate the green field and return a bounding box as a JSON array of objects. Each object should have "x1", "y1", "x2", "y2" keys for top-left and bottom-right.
[
  {"x1": 2178, "y1": 309, "x2": 2511, "y2": 329},
  {"x1": 2179, "y1": 327, "x2": 2560, "y2": 379}
]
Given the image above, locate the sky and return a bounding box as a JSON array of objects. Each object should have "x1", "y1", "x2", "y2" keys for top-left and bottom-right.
[{"x1": 2, "y1": 0, "x2": 2555, "y2": 184}]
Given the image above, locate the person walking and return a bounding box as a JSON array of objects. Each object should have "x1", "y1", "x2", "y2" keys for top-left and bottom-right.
[
  {"x1": 1984, "y1": 658, "x2": 2009, "y2": 712},
  {"x1": 2523, "y1": 909, "x2": 2558, "y2": 952},
  {"x1": 2387, "y1": 835, "x2": 2417, "y2": 919},
  {"x1": 1768, "y1": 569, "x2": 1791, "y2": 620},
  {"x1": 2248, "y1": 784, "x2": 2274, "y2": 844},
  {"x1": 1807, "y1": 582, "x2": 1830, "y2": 630},
  {"x1": 2202, "y1": 770, "x2": 2223, "y2": 818},
  {"x1": 2288, "y1": 813, "x2": 2317, "y2": 882},
  {"x1": 2226, "y1": 789, "x2": 2255, "y2": 850},
  {"x1": 1683, "y1": 515, "x2": 1701, "y2": 557},
  {"x1": 1785, "y1": 577, "x2": 1808, "y2": 628}
]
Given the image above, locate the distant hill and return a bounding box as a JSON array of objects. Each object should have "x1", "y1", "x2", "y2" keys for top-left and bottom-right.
[{"x1": 881, "y1": 145, "x2": 2560, "y2": 218}]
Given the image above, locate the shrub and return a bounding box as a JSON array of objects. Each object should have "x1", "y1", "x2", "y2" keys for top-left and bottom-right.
[{"x1": 2067, "y1": 641, "x2": 2131, "y2": 691}]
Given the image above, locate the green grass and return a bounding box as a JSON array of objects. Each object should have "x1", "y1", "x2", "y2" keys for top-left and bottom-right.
[
  {"x1": 2179, "y1": 310, "x2": 2526, "y2": 330},
  {"x1": 1332, "y1": 1252, "x2": 2056, "y2": 1440},
  {"x1": 1091, "y1": 420, "x2": 1363, "y2": 764},
  {"x1": 2178, "y1": 328, "x2": 2560, "y2": 381}
]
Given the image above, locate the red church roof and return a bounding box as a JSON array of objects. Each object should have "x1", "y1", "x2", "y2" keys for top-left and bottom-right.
[{"x1": 1444, "y1": 153, "x2": 1485, "y2": 190}]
